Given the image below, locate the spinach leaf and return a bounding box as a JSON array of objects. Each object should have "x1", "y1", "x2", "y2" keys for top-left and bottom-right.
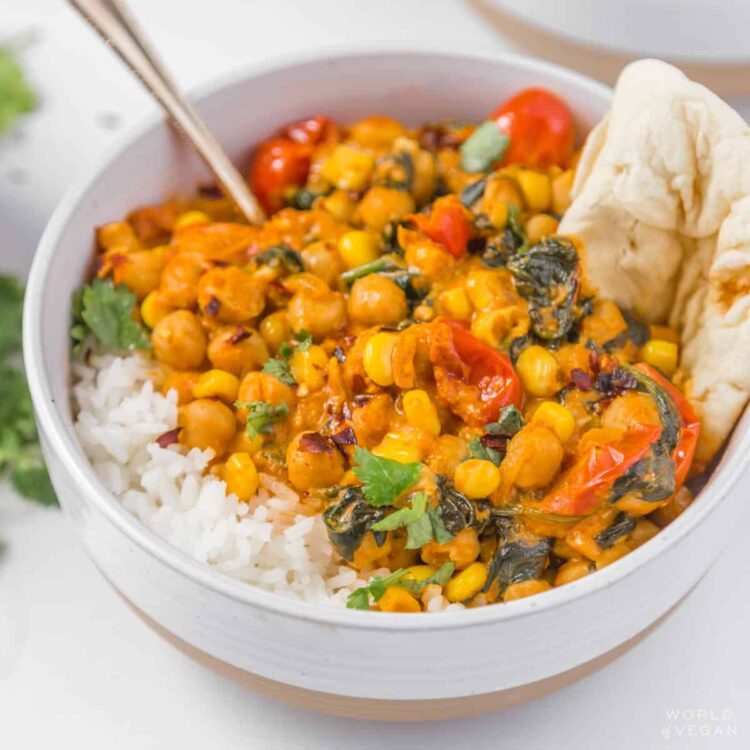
[
  {"x1": 595, "y1": 512, "x2": 636, "y2": 549},
  {"x1": 460, "y1": 121, "x2": 509, "y2": 173},
  {"x1": 435, "y1": 474, "x2": 491, "y2": 535},
  {"x1": 460, "y1": 177, "x2": 487, "y2": 208},
  {"x1": 323, "y1": 486, "x2": 386, "y2": 561},
  {"x1": 483, "y1": 538, "x2": 552, "y2": 593},
  {"x1": 255, "y1": 244, "x2": 304, "y2": 274}
]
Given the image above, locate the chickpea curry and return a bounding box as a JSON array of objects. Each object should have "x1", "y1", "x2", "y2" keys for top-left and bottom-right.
[{"x1": 73, "y1": 87, "x2": 700, "y2": 613}]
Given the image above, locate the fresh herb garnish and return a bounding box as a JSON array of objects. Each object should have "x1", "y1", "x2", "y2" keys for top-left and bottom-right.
[
  {"x1": 255, "y1": 244, "x2": 304, "y2": 274},
  {"x1": 400, "y1": 562, "x2": 456, "y2": 595},
  {"x1": 235, "y1": 400, "x2": 289, "y2": 438},
  {"x1": 346, "y1": 568, "x2": 409, "y2": 610},
  {"x1": 352, "y1": 446, "x2": 422, "y2": 507},
  {"x1": 0, "y1": 40, "x2": 36, "y2": 135},
  {"x1": 485, "y1": 404, "x2": 524, "y2": 436},
  {"x1": 340, "y1": 257, "x2": 400, "y2": 287},
  {"x1": 263, "y1": 330, "x2": 313, "y2": 385},
  {"x1": 0, "y1": 275, "x2": 55, "y2": 505},
  {"x1": 71, "y1": 279, "x2": 151, "y2": 352},
  {"x1": 459, "y1": 120, "x2": 509, "y2": 173},
  {"x1": 466, "y1": 435, "x2": 503, "y2": 465}
]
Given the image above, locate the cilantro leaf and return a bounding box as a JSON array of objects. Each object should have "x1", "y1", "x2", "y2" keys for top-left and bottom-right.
[
  {"x1": 370, "y1": 492, "x2": 453, "y2": 549},
  {"x1": 466, "y1": 436, "x2": 503, "y2": 466},
  {"x1": 255, "y1": 244, "x2": 304, "y2": 273},
  {"x1": 235, "y1": 400, "x2": 289, "y2": 438},
  {"x1": 485, "y1": 405, "x2": 524, "y2": 436},
  {"x1": 352, "y1": 447, "x2": 422, "y2": 507},
  {"x1": 262, "y1": 356, "x2": 295, "y2": 386},
  {"x1": 405, "y1": 510, "x2": 433, "y2": 549},
  {"x1": 460, "y1": 120, "x2": 509, "y2": 173},
  {"x1": 73, "y1": 279, "x2": 151, "y2": 351},
  {"x1": 346, "y1": 568, "x2": 408, "y2": 610},
  {"x1": 0, "y1": 41, "x2": 36, "y2": 135},
  {"x1": 371, "y1": 492, "x2": 428, "y2": 532},
  {"x1": 426, "y1": 506, "x2": 454, "y2": 544},
  {"x1": 0, "y1": 276, "x2": 23, "y2": 358},
  {"x1": 400, "y1": 562, "x2": 456, "y2": 595},
  {"x1": 294, "y1": 330, "x2": 312, "y2": 352}
]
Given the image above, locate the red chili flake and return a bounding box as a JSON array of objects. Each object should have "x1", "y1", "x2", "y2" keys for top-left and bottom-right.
[
  {"x1": 352, "y1": 392, "x2": 372, "y2": 407},
  {"x1": 331, "y1": 426, "x2": 357, "y2": 446},
  {"x1": 299, "y1": 432, "x2": 335, "y2": 453},
  {"x1": 205, "y1": 295, "x2": 220, "y2": 316},
  {"x1": 571, "y1": 368, "x2": 593, "y2": 391},
  {"x1": 198, "y1": 183, "x2": 223, "y2": 198},
  {"x1": 156, "y1": 428, "x2": 181, "y2": 449},
  {"x1": 269, "y1": 279, "x2": 290, "y2": 295},
  {"x1": 480, "y1": 434, "x2": 508, "y2": 451},
  {"x1": 589, "y1": 347, "x2": 601, "y2": 374},
  {"x1": 228, "y1": 326, "x2": 251, "y2": 345}
]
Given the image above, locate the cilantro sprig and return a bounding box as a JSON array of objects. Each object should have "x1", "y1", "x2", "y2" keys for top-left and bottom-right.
[
  {"x1": 71, "y1": 279, "x2": 151, "y2": 352},
  {"x1": 0, "y1": 39, "x2": 36, "y2": 135},
  {"x1": 261, "y1": 330, "x2": 312, "y2": 386},
  {"x1": 352, "y1": 447, "x2": 422, "y2": 507},
  {"x1": 235, "y1": 400, "x2": 289, "y2": 439},
  {"x1": 0, "y1": 275, "x2": 55, "y2": 505},
  {"x1": 371, "y1": 492, "x2": 454, "y2": 548}
]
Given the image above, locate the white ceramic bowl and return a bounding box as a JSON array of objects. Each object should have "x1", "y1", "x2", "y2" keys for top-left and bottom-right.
[{"x1": 23, "y1": 47, "x2": 750, "y2": 720}]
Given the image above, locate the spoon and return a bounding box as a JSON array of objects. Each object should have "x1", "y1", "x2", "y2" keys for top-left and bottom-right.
[{"x1": 68, "y1": 0, "x2": 266, "y2": 225}]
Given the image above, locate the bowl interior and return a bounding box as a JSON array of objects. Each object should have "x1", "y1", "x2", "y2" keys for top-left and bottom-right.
[{"x1": 27, "y1": 48, "x2": 750, "y2": 624}]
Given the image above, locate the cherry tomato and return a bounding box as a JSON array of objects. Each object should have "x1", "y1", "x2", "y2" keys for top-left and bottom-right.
[
  {"x1": 282, "y1": 115, "x2": 336, "y2": 145},
  {"x1": 634, "y1": 363, "x2": 700, "y2": 488},
  {"x1": 430, "y1": 319, "x2": 522, "y2": 426},
  {"x1": 490, "y1": 87, "x2": 575, "y2": 168},
  {"x1": 413, "y1": 196, "x2": 472, "y2": 258},
  {"x1": 248, "y1": 138, "x2": 312, "y2": 213},
  {"x1": 537, "y1": 424, "x2": 662, "y2": 516}
]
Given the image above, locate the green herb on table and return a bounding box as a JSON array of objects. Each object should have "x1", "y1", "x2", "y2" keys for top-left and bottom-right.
[
  {"x1": 352, "y1": 446, "x2": 422, "y2": 507},
  {"x1": 0, "y1": 40, "x2": 36, "y2": 134},
  {"x1": 71, "y1": 279, "x2": 151, "y2": 352},
  {"x1": 0, "y1": 275, "x2": 55, "y2": 505},
  {"x1": 235, "y1": 400, "x2": 289, "y2": 439}
]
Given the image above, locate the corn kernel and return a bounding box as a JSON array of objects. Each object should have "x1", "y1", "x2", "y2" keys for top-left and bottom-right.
[
  {"x1": 290, "y1": 344, "x2": 328, "y2": 391},
  {"x1": 338, "y1": 230, "x2": 380, "y2": 269},
  {"x1": 595, "y1": 543, "x2": 630, "y2": 570},
  {"x1": 640, "y1": 339, "x2": 678, "y2": 377},
  {"x1": 517, "y1": 170, "x2": 551, "y2": 212},
  {"x1": 378, "y1": 585, "x2": 421, "y2": 613},
  {"x1": 454, "y1": 459, "x2": 501, "y2": 499},
  {"x1": 524, "y1": 213, "x2": 559, "y2": 244},
  {"x1": 373, "y1": 435, "x2": 422, "y2": 463},
  {"x1": 403, "y1": 390, "x2": 441, "y2": 435},
  {"x1": 554, "y1": 559, "x2": 594, "y2": 586},
  {"x1": 174, "y1": 210, "x2": 210, "y2": 230},
  {"x1": 531, "y1": 401, "x2": 576, "y2": 443},
  {"x1": 502, "y1": 579, "x2": 551, "y2": 602},
  {"x1": 404, "y1": 564, "x2": 437, "y2": 583},
  {"x1": 471, "y1": 308, "x2": 521, "y2": 348},
  {"x1": 321, "y1": 144, "x2": 375, "y2": 191},
  {"x1": 259, "y1": 311, "x2": 291, "y2": 352},
  {"x1": 445, "y1": 562, "x2": 487, "y2": 603},
  {"x1": 439, "y1": 287, "x2": 472, "y2": 320},
  {"x1": 357, "y1": 186, "x2": 416, "y2": 232},
  {"x1": 648, "y1": 324, "x2": 679, "y2": 343},
  {"x1": 363, "y1": 332, "x2": 398, "y2": 386},
  {"x1": 230, "y1": 430, "x2": 264, "y2": 456},
  {"x1": 223, "y1": 452, "x2": 259, "y2": 501},
  {"x1": 488, "y1": 200, "x2": 509, "y2": 229},
  {"x1": 516, "y1": 345, "x2": 560, "y2": 397},
  {"x1": 192, "y1": 369, "x2": 240, "y2": 403},
  {"x1": 140, "y1": 290, "x2": 173, "y2": 329}
]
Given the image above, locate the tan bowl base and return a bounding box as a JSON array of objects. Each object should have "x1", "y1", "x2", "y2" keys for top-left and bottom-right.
[{"x1": 113, "y1": 585, "x2": 691, "y2": 721}]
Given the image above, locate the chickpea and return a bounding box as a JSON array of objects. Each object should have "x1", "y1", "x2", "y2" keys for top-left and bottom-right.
[
  {"x1": 401, "y1": 229, "x2": 455, "y2": 281},
  {"x1": 152, "y1": 310, "x2": 207, "y2": 370},
  {"x1": 197, "y1": 267, "x2": 266, "y2": 323},
  {"x1": 555, "y1": 559, "x2": 594, "y2": 586},
  {"x1": 300, "y1": 240, "x2": 345, "y2": 287},
  {"x1": 162, "y1": 370, "x2": 201, "y2": 404},
  {"x1": 97, "y1": 221, "x2": 140, "y2": 251},
  {"x1": 287, "y1": 290, "x2": 346, "y2": 341},
  {"x1": 160, "y1": 256, "x2": 204, "y2": 308},
  {"x1": 503, "y1": 423, "x2": 563, "y2": 490},
  {"x1": 237, "y1": 371, "x2": 295, "y2": 411},
  {"x1": 349, "y1": 115, "x2": 406, "y2": 149},
  {"x1": 421, "y1": 527, "x2": 480, "y2": 570},
  {"x1": 179, "y1": 398, "x2": 236, "y2": 455},
  {"x1": 601, "y1": 392, "x2": 661, "y2": 432},
  {"x1": 347, "y1": 275, "x2": 407, "y2": 327},
  {"x1": 207, "y1": 325, "x2": 269, "y2": 376},
  {"x1": 112, "y1": 248, "x2": 166, "y2": 299},
  {"x1": 351, "y1": 392, "x2": 395, "y2": 448},
  {"x1": 286, "y1": 431, "x2": 346, "y2": 490},
  {"x1": 425, "y1": 434, "x2": 468, "y2": 478},
  {"x1": 356, "y1": 186, "x2": 416, "y2": 233}
]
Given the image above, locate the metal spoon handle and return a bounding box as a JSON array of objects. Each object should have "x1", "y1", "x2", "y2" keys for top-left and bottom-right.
[{"x1": 68, "y1": 0, "x2": 266, "y2": 225}]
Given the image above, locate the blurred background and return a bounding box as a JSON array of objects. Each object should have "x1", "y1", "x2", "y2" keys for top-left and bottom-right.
[{"x1": 1, "y1": 1, "x2": 748, "y2": 747}]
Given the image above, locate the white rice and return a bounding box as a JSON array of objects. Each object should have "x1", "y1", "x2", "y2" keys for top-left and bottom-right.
[{"x1": 72, "y1": 353, "x2": 461, "y2": 610}]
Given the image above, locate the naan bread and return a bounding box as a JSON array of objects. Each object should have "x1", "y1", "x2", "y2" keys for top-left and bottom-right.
[{"x1": 559, "y1": 59, "x2": 750, "y2": 464}]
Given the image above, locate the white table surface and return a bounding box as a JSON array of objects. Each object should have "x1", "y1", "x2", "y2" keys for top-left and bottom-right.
[{"x1": 1, "y1": 1, "x2": 748, "y2": 747}]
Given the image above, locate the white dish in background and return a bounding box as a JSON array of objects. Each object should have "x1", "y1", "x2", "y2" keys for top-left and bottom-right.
[
  {"x1": 488, "y1": 0, "x2": 750, "y2": 63},
  {"x1": 22, "y1": 46, "x2": 750, "y2": 719}
]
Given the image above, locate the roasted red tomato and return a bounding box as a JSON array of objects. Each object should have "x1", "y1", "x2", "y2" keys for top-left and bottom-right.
[
  {"x1": 248, "y1": 138, "x2": 312, "y2": 213},
  {"x1": 281, "y1": 115, "x2": 336, "y2": 145},
  {"x1": 412, "y1": 196, "x2": 472, "y2": 258},
  {"x1": 491, "y1": 87, "x2": 575, "y2": 168},
  {"x1": 536, "y1": 424, "x2": 662, "y2": 517},
  {"x1": 430, "y1": 319, "x2": 522, "y2": 426},
  {"x1": 635, "y1": 363, "x2": 700, "y2": 487}
]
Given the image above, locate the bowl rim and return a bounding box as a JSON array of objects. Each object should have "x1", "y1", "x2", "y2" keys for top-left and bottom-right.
[{"x1": 23, "y1": 43, "x2": 750, "y2": 631}]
